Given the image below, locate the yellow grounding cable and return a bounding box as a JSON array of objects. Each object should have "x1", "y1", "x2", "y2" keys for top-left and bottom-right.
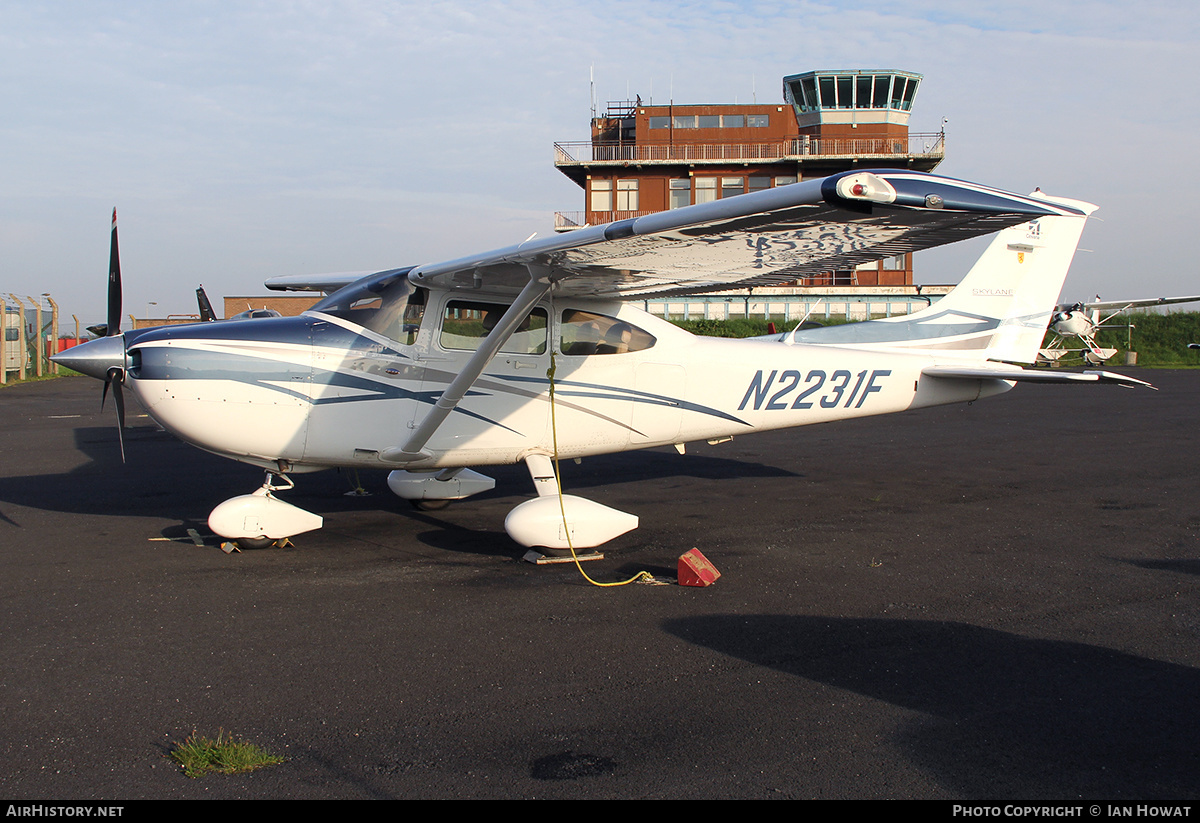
[{"x1": 546, "y1": 349, "x2": 652, "y2": 587}]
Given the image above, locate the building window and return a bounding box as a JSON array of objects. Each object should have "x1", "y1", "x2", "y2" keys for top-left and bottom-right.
[
  {"x1": 819, "y1": 75, "x2": 836, "y2": 108},
  {"x1": 646, "y1": 112, "x2": 761, "y2": 130},
  {"x1": 873, "y1": 75, "x2": 891, "y2": 108},
  {"x1": 694, "y1": 177, "x2": 717, "y2": 204},
  {"x1": 720, "y1": 177, "x2": 744, "y2": 199},
  {"x1": 669, "y1": 179, "x2": 691, "y2": 209},
  {"x1": 748, "y1": 177, "x2": 771, "y2": 194},
  {"x1": 890, "y1": 76, "x2": 917, "y2": 111},
  {"x1": 774, "y1": 176, "x2": 797, "y2": 187},
  {"x1": 616, "y1": 179, "x2": 638, "y2": 211},
  {"x1": 799, "y1": 77, "x2": 818, "y2": 112},
  {"x1": 590, "y1": 179, "x2": 612, "y2": 212},
  {"x1": 856, "y1": 76, "x2": 873, "y2": 109},
  {"x1": 837, "y1": 76, "x2": 853, "y2": 109}
]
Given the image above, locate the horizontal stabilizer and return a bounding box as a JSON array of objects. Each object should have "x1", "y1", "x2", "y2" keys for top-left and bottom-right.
[{"x1": 922, "y1": 365, "x2": 1154, "y2": 389}]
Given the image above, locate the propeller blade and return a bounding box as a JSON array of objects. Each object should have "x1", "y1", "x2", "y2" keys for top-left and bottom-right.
[
  {"x1": 107, "y1": 208, "x2": 122, "y2": 337},
  {"x1": 106, "y1": 366, "x2": 126, "y2": 463},
  {"x1": 113, "y1": 380, "x2": 126, "y2": 464}
]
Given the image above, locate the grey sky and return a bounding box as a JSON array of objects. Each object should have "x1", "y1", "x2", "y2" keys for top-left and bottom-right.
[{"x1": 2, "y1": 0, "x2": 1196, "y2": 319}]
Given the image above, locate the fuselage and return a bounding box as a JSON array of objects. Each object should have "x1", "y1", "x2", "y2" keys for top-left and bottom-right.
[
  {"x1": 124, "y1": 290, "x2": 1009, "y2": 473},
  {"x1": 1051, "y1": 310, "x2": 1096, "y2": 338}
]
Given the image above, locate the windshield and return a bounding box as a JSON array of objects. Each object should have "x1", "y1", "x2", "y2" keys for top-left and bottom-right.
[{"x1": 311, "y1": 275, "x2": 426, "y2": 345}]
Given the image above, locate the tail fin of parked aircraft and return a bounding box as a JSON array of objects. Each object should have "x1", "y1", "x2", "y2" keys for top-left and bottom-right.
[
  {"x1": 785, "y1": 193, "x2": 1096, "y2": 364},
  {"x1": 196, "y1": 285, "x2": 216, "y2": 322}
]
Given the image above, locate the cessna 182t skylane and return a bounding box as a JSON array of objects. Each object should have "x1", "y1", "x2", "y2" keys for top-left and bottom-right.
[{"x1": 54, "y1": 170, "x2": 1150, "y2": 552}]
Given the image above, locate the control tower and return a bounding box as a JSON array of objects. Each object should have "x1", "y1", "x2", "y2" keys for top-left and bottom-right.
[{"x1": 553, "y1": 69, "x2": 944, "y2": 287}]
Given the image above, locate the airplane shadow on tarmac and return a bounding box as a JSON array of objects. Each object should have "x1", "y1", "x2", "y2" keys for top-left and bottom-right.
[
  {"x1": 665, "y1": 614, "x2": 1200, "y2": 798},
  {"x1": 0, "y1": 424, "x2": 797, "y2": 534}
]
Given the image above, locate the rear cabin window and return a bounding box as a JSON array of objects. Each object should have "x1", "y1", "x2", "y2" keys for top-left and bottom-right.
[
  {"x1": 440, "y1": 301, "x2": 548, "y2": 355},
  {"x1": 560, "y1": 310, "x2": 656, "y2": 356}
]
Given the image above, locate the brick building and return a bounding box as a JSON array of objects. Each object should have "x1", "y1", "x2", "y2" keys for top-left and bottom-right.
[{"x1": 553, "y1": 69, "x2": 945, "y2": 287}]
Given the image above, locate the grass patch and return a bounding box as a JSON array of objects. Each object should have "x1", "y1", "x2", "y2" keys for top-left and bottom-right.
[
  {"x1": 170, "y1": 729, "x2": 284, "y2": 778},
  {"x1": 0, "y1": 369, "x2": 82, "y2": 387},
  {"x1": 1080, "y1": 311, "x2": 1200, "y2": 368},
  {"x1": 669, "y1": 315, "x2": 859, "y2": 338}
]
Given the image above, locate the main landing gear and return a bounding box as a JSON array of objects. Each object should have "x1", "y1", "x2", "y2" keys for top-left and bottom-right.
[
  {"x1": 389, "y1": 456, "x2": 639, "y2": 551},
  {"x1": 503, "y1": 454, "x2": 638, "y2": 551},
  {"x1": 207, "y1": 472, "x2": 323, "y2": 551}
]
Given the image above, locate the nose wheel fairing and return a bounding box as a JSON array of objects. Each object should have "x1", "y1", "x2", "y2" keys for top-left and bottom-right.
[{"x1": 207, "y1": 473, "x2": 323, "y2": 543}]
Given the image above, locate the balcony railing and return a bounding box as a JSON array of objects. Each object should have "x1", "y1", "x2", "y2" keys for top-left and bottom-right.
[
  {"x1": 554, "y1": 133, "x2": 945, "y2": 165},
  {"x1": 554, "y1": 210, "x2": 654, "y2": 230}
]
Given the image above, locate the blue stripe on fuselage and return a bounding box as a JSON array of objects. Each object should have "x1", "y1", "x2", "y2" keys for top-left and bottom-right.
[{"x1": 133, "y1": 315, "x2": 404, "y2": 356}]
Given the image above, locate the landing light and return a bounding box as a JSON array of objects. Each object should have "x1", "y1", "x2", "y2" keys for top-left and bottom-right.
[{"x1": 834, "y1": 172, "x2": 897, "y2": 204}]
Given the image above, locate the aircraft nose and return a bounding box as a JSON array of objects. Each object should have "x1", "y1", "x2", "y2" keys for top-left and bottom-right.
[{"x1": 51, "y1": 334, "x2": 127, "y2": 380}]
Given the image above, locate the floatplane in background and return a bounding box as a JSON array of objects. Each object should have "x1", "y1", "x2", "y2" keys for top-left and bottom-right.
[
  {"x1": 55, "y1": 170, "x2": 1150, "y2": 552},
  {"x1": 1040, "y1": 295, "x2": 1200, "y2": 366}
]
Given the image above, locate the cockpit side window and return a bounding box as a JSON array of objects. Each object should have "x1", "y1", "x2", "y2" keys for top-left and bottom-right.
[
  {"x1": 311, "y1": 280, "x2": 426, "y2": 345},
  {"x1": 440, "y1": 301, "x2": 548, "y2": 355},
  {"x1": 561, "y1": 310, "x2": 656, "y2": 355}
]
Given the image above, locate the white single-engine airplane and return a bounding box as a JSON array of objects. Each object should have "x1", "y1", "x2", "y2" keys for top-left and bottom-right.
[
  {"x1": 55, "y1": 171, "x2": 1150, "y2": 551},
  {"x1": 1041, "y1": 295, "x2": 1200, "y2": 365}
]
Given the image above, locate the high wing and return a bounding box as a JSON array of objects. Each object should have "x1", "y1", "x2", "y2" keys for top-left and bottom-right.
[
  {"x1": 267, "y1": 170, "x2": 1082, "y2": 298},
  {"x1": 409, "y1": 171, "x2": 1081, "y2": 298}
]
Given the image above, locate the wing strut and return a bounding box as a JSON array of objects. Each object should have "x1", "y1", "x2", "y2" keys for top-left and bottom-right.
[{"x1": 381, "y1": 268, "x2": 554, "y2": 464}]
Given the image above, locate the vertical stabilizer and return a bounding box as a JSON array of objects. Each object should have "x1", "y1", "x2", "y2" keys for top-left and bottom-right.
[
  {"x1": 920, "y1": 193, "x2": 1096, "y2": 363},
  {"x1": 782, "y1": 193, "x2": 1096, "y2": 363}
]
